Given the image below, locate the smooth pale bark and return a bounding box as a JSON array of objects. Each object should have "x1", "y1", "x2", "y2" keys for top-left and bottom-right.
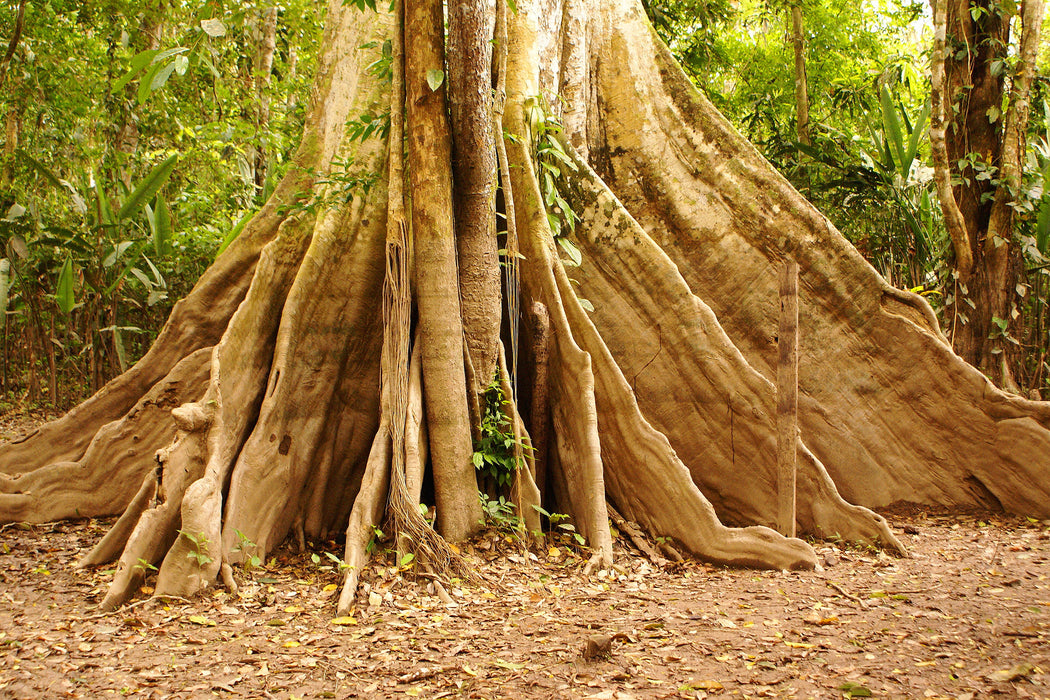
[
  {"x1": 405, "y1": 0, "x2": 482, "y2": 541},
  {"x1": 449, "y1": 0, "x2": 501, "y2": 392}
]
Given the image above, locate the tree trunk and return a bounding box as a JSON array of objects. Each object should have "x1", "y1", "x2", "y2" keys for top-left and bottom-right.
[
  {"x1": 789, "y1": 4, "x2": 810, "y2": 147},
  {"x1": 933, "y1": 0, "x2": 1045, "y2": 385},
  {"x1": 5, "y1": 0, "x2": 1050, "y2": 610},
  {"x1": 253, "y1": 6, "x2": 279, "y2": 193}
]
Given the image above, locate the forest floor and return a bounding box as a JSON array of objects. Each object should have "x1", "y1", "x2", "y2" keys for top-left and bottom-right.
[{"x1": 1, "y1": 418, "x2": 1049, "y2": 700}]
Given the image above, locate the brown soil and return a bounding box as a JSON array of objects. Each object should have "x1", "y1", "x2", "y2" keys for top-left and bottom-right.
[{"x1": 1, "y1": 506, "x2": 1048, "y2": 700}]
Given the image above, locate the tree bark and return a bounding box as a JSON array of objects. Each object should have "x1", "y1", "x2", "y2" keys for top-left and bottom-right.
[
  {"x1": 449, "y1": 0, "x2": 502, "y2": 394},
  {"x1": 405, "y1": 0, "x2": 483, "y2": 541},
  {"x1": 933, "y1": 0, "x2": 1045, "y2": 383},
  {"x1": 789, "y1": 4, "x2": 810, "y2": 147}
]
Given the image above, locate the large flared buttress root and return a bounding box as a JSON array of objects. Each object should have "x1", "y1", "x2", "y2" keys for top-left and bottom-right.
[
  {"x1": 1, "y1": 348, "x2": 211, "y2": 525},
  {"x1": 581, "y1": 0, "x2": 1050, "y2": 517},
  {"x1": 557, "y1": 145, "x2": 901, "y2": 552},
  {"x1": 501, "y1": 51, "x2": 613, "y2": 561}
]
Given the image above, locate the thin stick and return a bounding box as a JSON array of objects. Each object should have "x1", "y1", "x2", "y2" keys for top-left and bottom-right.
[{"x1": 776, "y1": 260, "x2": 799, "y2": 538}]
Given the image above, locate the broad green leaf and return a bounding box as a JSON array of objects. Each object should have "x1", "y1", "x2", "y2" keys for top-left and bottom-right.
[
  {"x1": 426, "y1": 68, "x2": 444, "y2": 91},
  {"x1": 0, "y1": 258, "x2": 10, "y2": 316},
  {"x1": 118, "y1": 155, "x2": 177, "y2": 221},
  {"x1": 114, "y1": 325, "x2": 127, "y2": 373},
  {"x1": 56, "y1": 257, "x2": 75, "y2": 314},
  {"x1": 149, "y1": 61, "x2": 178, "y2": 94},
  {"x1": 556, "y1": 237, "x2": 582, "y2": 267},
  {"x1": 216, "y1": 209, "x2": 255, "y2": 258},
  {"x1": 112, "y1": 49, "x2": 159, "y2": 93},
  {"x1": 103, "y1": 241, "x2": 136, "y2": 268},
  {"x1": 138, "y1": 62, "x2": 161, "y2": 104},
  {"x1": 17, "y1": 150, "x2": 63, "y2": 189},
  {"x1": 153, "y1": 195, "x2": 172, "y2": 257},
  {"x1": 153, "y1": 47, "x2": 189, "y2": 62},
  {"x1": 173, "y1": 54, "x2": 189, "y2": 76},
  {"x1": 95, "y1": 180, "x2": 116, "y2": 228},
  {"x1": 879, "y1": 84, "x2": 905, "y2": 177},
  {"x1": 903, "y1": 100, "x2": 930, "y2": 178}
]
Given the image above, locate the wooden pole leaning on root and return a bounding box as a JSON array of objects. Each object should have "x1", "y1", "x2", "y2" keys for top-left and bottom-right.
[{"x1": 777, "y1": 260, "x2": 799, "y2": 538}]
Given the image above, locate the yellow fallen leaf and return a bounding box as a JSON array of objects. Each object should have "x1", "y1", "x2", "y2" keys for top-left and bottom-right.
[
  {"x1": 916, "y1": 660, "x2": 936, "y2": 667},
  {"x1": 322, "y1": 584, "x2": 338, "y2": 592},
  {"x1": 284, "y1": 605, "x2": 304, "y2": 614},
  {"x1": 187, "y1": 615, "x2": 216, "y2": 627},
  {"x1": 283, "y1": 640, "x2": 301, "y2": 648},
  {"x1": 329, "y1": 616, "x2": 357, "y2": 625},
  {"x1": 785, "y1": 641, "x2": 814, "y2": 649}
]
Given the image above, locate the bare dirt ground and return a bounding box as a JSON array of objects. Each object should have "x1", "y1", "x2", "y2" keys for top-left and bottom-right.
[{"x1": 0, "y1": 414, "x2": 1048, "y2": 699}]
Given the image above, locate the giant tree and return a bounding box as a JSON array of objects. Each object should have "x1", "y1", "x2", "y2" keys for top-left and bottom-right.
[{"x1": 3, "y1": 0, "x2": 1050, "y2": 612}]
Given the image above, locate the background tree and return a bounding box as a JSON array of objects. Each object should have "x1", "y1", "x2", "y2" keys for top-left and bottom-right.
[{"x1": 931, "y1": 0, "x2": 1045, "y2": 389}]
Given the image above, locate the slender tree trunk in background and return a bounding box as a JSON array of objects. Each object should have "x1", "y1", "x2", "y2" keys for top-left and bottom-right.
[
  {"x1": 1, "y1": 108, "x2": 18, "y2": 191},
  {"x1": 0, "y1": 0, "x2": 26, "y2": 92},
  {"x1": 253, "y1": 7, "x2": 279, "y2": 194},
  {"x1": 934, "y1": 0, "x2": 1045, "y2": 387},
  {"x1": 789, "y1": 4, "x2": 810, "y2": 147}
]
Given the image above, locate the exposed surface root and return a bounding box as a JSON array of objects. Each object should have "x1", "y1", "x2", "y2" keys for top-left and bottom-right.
[{"x1": 0, "y1": 348, "x2": 211, "y2": 525}]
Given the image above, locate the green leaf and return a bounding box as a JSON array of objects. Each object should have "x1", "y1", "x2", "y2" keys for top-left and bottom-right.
[
  {"x1": 0, "y1": 258, "x2": 11, "y2": 317},
  {"x1": 903, "y1": 100, "x2": 930, "y2": 178},
  {"x1": 138, "y1": 62, "x2": 162, "y2": 104},
  {"x1": 149, "y1": 61, "x2": 178, "y2": 94},
  {"x1": 556, "y1": 237, "x2": 582, "y2": 267},
  {"x1": 56, "y1": 257, "x2": 75, "y2": 315},
  {"x1": 216, "y1": 210, "x2": 254, "y2": 258},
  {"x1": 838, "y1": 681, "x2": 872, "y2": 697},
  {"x1": 200, "y1": 18, "x2": 227, "y2": 37},
  {"x1": 112, "y1": 49, "x2": 159, "y2": 93},
  {"x1": 113, "y1": 325, "x2": 128, "y2": 373},
  {"x1": 153, "y1": 195, "x2": 172, "y2": 257},
  {"x1": 879, "y1": 84, "x2": 905, "y2": 177},
  {"x1": 16, "y1": 150, "x2": 63, "y2": 189},
  {"x1": 95, "y1": 179, "x2": 116, "y2": 229},
  {"x1": 118, "y1": 155, "x2": 178, "y2": 221},
  {"x1": 426, "y1": 68, "x2": 444, "y2": 91}
]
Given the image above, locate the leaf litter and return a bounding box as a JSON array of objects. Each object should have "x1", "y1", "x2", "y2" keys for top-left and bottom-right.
[{"x1": 0, "y1": 505, "x2": 1048, "y2": 699}]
